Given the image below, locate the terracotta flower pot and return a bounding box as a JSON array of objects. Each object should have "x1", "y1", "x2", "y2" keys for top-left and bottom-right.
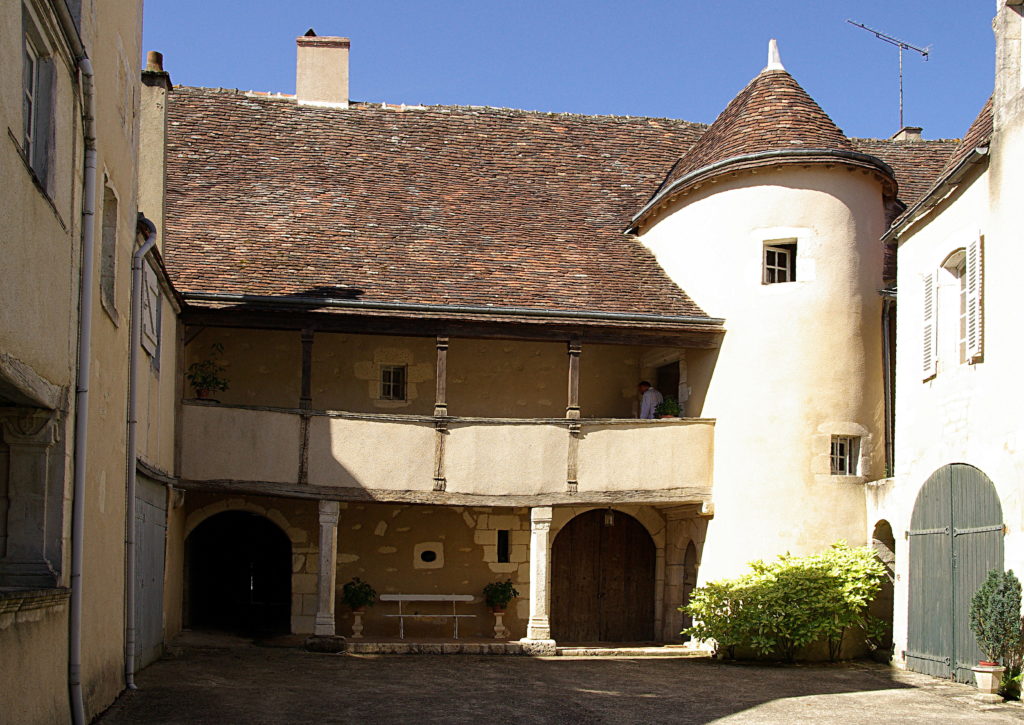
[
  {"x1": 979, "y1": 660, "x2": 999, "y2": 667},
  {"x1": 490, "y1": 606, "x2": 507, "y2": 614}
]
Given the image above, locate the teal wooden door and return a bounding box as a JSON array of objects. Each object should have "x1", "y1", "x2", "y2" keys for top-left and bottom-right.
[{"x1": 907, "y1": 464, "x2": 1003, "y2": 682}]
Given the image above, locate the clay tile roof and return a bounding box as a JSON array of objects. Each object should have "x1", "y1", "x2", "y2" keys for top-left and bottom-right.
[
  {"x1": 653, "y1": 69, "x2": 855, "y2": 197},
  {"x1": 850, "y1": 137, "x2": 960, "y2": 207},
  {"x1": 163, "y1": 87, "x2": 714, "y2": 322},
  {"x1": 940, "y1": 96, "x2": 993, "y2": 174}
]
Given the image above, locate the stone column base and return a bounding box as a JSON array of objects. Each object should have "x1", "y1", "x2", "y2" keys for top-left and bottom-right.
[
  {"x1": 518, "y1": 638, "x2": 557, "y2": 656},
  {"x1": 304, "y1": 635, "x2": 346, "y2": 653}
]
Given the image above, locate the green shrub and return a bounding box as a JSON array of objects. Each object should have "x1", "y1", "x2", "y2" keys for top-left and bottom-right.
[
  {"x1": 681, "y1": 542, "x2": 885, "y2": 662},
  {"x1": 969, "y1": 569, "x2": 1023, "y2": 665},
  {"x1": 654, "y1": 398, "x2": 681, "y2": 417}
]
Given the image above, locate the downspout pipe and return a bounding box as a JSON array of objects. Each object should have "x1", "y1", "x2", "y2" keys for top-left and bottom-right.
[
  {"x1": 124, "y1": 217, "x2": 158, "y2": 689},
  {"x1": 880, "y1": 290, "x2": 896, "y2": 478},
  {"x1": 69, "y1": 56, "x2": 96, "y2": 725}
]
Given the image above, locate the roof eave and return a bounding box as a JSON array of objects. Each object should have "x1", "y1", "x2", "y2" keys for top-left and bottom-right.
[
  {"x1": 628, "y1": 148, "x2": 896, "y2": 233},
  {"x1": 882, "y1": 145, "x2": 990, "y2": 242}
]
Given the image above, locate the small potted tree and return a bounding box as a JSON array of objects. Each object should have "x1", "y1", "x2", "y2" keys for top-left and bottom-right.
[
  {"x1": 969, "y1": 569, "x2": 1022, "y2": 696},
  {"x1": 654, "y1": 398, "x2": 682, "y2": 419},
  {"x1": 342, "y1": 577, "x2": 377, "y2": 612},
  {"x1": 484, "y1": 579, "x2": 519, "y2": 639},
  {"x1": 186, "y1": 342, "x2": 229, "y2": 400}
]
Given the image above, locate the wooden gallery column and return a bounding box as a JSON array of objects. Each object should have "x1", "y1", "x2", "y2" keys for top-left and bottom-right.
[
  {"x1": 433, "y1": 336, "x2": 448, "y2": 491},
  {"x1": 566, "y1": 341, "x2": 581, "y2": 493}
]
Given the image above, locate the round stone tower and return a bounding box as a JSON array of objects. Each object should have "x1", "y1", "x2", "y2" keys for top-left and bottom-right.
[{"x1": 634, "y1": 41, "x2": 897, "y2": 584}]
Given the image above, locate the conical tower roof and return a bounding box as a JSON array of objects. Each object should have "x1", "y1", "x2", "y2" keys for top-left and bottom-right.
[{"x1": 632, "y1": 41, "x2": 894, "y2": 228}]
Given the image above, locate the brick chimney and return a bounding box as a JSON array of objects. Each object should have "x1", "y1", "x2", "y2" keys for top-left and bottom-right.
[
  {"x1": 890, "y1": 126, "x2": 923, "y2": 142},
  {"x1": 296, "y1": 30, "x2": 349, "y2": 108}
]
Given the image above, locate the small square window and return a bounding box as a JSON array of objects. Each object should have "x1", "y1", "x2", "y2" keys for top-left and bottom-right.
[
  {"x1": 830, "y1": 436, "x2": 859, "y2": 476},
  {"x1": 380, "y1": 365, "x2": 407, "y2": 401},
  {"x1": 763, "y1": 242, "x2": 797, "y2": 284}
]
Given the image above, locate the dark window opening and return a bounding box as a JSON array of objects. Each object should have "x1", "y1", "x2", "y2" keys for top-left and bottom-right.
[{"x1": 497, "y1": 530, "x2": 510, "y2": 563}]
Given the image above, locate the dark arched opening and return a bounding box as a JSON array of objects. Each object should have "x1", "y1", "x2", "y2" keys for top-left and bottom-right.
[
  {"x1": 185, "y1": 510, "x2": 292, "y2": 635},
  {"x1": 869, "y1": 520, "x2": 896, "y2": 661},
  {"x1": 551, "y1": 509, "x2": 655, "y2": 642}
]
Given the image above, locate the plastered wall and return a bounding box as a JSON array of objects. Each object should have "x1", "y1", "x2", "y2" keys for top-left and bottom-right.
[
  {"x1": 0, "y1": 594, "x2": 70, "y2": 725},
  {"x1": 184, "y1": 328, "x2": 653, "y2": 419}
]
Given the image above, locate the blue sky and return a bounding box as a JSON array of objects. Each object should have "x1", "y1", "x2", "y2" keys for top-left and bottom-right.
[{"x1": 143, "y1": 1, "x2": 994, "y2": 140}]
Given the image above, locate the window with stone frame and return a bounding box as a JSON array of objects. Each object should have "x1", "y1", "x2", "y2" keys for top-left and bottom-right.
[
  {"x1": 763, "y1": 241, "x2": 797, "y2": 284},
  {"x1": 830, "y1": 435, "x2": 859, "y2": 476},
  {"x1": 380, "y1": 365, "x2": 407, "y2": 401}
]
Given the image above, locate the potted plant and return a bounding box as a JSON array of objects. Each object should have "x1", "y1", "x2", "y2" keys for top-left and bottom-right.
[
  {"x1": 186, "y1": 342, "x2": 229, "y2": 400},
  {"x1": 654, "y1": 397, "x2": 681, "y2": 418},
  {"x1": 483, "y1": 579, "x2": 519, "y2": 613},
  {"x1": 969, "y1": 569, "x2": 1022, "y2": 695},
  {"x1": 342, "y1": 577, "x2": 377, "y2": 612}
]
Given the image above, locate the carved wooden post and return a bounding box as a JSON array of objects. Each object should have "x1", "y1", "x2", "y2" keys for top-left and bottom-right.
[
  {"x1": 566, "y1": 422, "x2": 580, "y2": 494},
  {"x1": 566, "y1": 341, "x2": 581, "y2": 419},
  {"x1": 314, "y1": 500, "x2": 339, "y2": 636},
  {"x1": 433, "y1": 336, "x2": 449, "y2": 491},
  {"x1": 523, "y1": 506, "x2": 554, "y2": 642},
  {"x1": 298, "y1": 329, "x2": 314, "y2": 484},
  {"x1": 434, "y1": 336, "x2": 449, "y2": 417},
  {"x1": 300, "y1": 328, "x2": 314, "y2": 410}
]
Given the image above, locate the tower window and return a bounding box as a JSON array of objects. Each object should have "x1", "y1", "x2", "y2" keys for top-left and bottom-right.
[
  {"x1": 830, "y1": 436, "x2": 859, "y2": 476},
  {"x1": 763, "y1": 241, "x2": 797, "y2": 284}
]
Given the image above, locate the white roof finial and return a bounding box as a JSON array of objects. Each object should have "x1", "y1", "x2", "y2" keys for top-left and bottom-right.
[{"x1": 764, "y1": 38, "x2": 785, "y2": 72}]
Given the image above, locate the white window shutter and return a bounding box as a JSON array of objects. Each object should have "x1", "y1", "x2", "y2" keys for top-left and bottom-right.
[
  {"x1": 922, "y1": 271, "x2": 937, "y2": 379},
  {"x1": 141, "y1": 262, "x2": 160, "y2": 356},
  {"x1": 965, "y1": 235, "x2": 983, "y2": 362}
]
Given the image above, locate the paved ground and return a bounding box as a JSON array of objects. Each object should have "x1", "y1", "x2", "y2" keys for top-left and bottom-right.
[{"x1": 98, "y1": 633, "x2": 1024, "y2": 724}]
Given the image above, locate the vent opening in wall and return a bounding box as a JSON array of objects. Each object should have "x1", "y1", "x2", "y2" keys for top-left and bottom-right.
[
  {"x1": 420, "y1": 549, "x2": 437, "y2": 563},
  {"x1": 497, "y1": 530, "x2": 510, "y2": 563},
  {"x1": 413, "y1": 541, "x2": 444, "y2": 569},
  {"x1": 763, "y1": 241, "x2": 797, "y2": 284}
]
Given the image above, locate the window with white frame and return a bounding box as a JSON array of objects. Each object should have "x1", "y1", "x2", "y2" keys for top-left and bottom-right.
[
  {"x1": 763, "y1": 241, "x2": 797, "y2": 284},
  {"x1": 380, "y1": 365, "x2": 407, "y2": 401},
  {"x1": 922, "y1": 237, "x2": 983, "y2": 380},
  {"x1": 21, "y1": 17, "x2": 53, "y2": 186},
  {"x1": 830, "y1": 435, "x2": 859, "y2": 476}
]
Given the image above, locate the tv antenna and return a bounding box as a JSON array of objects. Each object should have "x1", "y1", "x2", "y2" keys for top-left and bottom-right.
[{"x1": 847, "y1": 19, "x2": 930, "y2": 129}]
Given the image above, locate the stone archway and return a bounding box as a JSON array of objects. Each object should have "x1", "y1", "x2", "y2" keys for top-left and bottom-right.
[
  {"x1": 550, "y1": 509, "x2": 655, "y2": 642},
  {"x1": 185, "y1": 510, "x2": 292, "y2": 634},
  {"x1": 869, "y1": 520, "x2": 895, "y2": 659}
]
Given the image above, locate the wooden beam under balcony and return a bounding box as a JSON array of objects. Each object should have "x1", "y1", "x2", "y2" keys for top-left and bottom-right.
[
  {"x1": 181, "y1": 308, "x2": 725, "y2": 349},
  {"x1": 173, "y1": 476, "x2": 713, "y2": 509}
]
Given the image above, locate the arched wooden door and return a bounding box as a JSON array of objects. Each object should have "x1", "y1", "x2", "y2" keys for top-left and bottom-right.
[
  {"x1": 907, "y1": 464, "x2": 1003, "y2": 682},
  {"x1": 551, "y1": 509, "x2": 655, "y2": 642}
]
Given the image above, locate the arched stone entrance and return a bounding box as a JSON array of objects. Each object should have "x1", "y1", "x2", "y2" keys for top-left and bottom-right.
[
  {"x1": 550, "y1": 509, "x2": 655, "y2": 642},
  {"x1": 185, "y1": 510, "x2": 292, "y2": 634},
  {"x1": 907, "y1": 464, "x2": 1003, "y2": 682}
]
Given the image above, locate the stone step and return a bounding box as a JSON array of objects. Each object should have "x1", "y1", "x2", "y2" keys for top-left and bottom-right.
[{"x1": 556, "y1": 646, "x2": 708, "y2": 657}]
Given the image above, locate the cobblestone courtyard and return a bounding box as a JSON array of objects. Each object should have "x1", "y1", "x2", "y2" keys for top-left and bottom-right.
[{"x1": 97, "y1": 634, "x2": 1024, "y2": 724}]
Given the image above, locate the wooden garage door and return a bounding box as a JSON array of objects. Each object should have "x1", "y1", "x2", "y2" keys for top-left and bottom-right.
[
  {"x1": 551, "y1": 509, "x2": 655, "y2": 642},
  {"x1": 907, "y1": 464, "x2": 1003, "y2": 682}
]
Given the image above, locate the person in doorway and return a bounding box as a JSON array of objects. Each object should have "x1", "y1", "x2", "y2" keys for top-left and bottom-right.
[{"x1": 637, "y1": 381, "x2": 663, "y2": 419}]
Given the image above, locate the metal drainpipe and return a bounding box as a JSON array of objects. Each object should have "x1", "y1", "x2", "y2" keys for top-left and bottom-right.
[
  {"x1": 881, "y1": 295, "x2": 895, "y2": 478},
  {"x1": 124, "y1": 217, "x2": 158, "y2": 689},
  {"x1": 69, "y1": 56, "x2": 96, "y2": 725}
]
